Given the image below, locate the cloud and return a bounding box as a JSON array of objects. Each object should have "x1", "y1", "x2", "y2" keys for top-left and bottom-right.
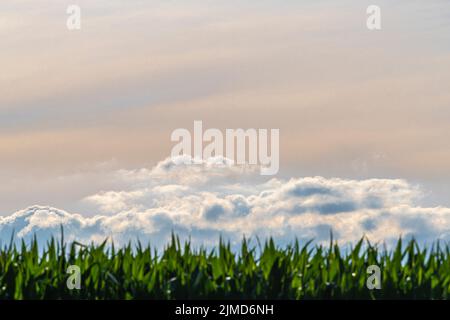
[{"x1": 1, "y1": 156, "x2": 450, "y2": 248}]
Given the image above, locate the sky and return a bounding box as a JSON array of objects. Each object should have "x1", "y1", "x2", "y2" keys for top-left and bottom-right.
[{"x1": 1, "y1": 0, "x2": 449, "y2": 247}]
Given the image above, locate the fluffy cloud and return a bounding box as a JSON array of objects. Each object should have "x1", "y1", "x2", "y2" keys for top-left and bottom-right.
[{"x1": 1, "y1": 157, "x2": 450, "y2": 248}]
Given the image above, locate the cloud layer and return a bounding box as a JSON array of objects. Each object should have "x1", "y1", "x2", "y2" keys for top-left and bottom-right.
[{"x1": 1, "y1": 157, "x2": 449, "y2": 248}]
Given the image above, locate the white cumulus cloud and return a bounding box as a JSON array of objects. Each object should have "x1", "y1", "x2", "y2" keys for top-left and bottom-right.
[{"x1": 1, "y1": 157, "x2": 450, "y2": 248}]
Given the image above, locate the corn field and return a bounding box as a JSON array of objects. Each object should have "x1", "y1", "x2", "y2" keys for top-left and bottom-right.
[{"x1": 0, "y1": 234, "x2": 449, "y2": 300}]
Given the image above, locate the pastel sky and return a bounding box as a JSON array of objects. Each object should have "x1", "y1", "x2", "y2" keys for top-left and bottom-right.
[{"x1": 1, "y1": 0, "x2": 449, "y2": 246}]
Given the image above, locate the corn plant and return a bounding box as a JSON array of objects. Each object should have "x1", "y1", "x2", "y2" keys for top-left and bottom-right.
[{"x1": 0, "y1": 234, "x2": 449, "y2": 300}]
